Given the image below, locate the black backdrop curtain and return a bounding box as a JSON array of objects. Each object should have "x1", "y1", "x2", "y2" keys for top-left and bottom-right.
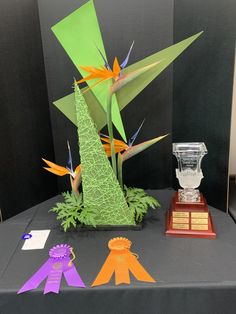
[
  {"x1": 0, "y1": 0, "x2": 58, "y2": 219},
  {"x1": 173, "y1": 0, "x2": 236, "y2": 211},
  {"x1": 0, "y1": 0, "x2": 235, "y2": 219}
]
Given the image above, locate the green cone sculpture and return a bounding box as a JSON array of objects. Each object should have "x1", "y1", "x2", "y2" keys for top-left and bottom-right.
[{"x1": 74, "y1": 83, "x2": 134, "y2": 225}]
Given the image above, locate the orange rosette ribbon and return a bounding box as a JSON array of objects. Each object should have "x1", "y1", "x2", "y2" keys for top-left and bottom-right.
[{"x1": 92, "y1": 237, "x2": 156, "y2": 287}]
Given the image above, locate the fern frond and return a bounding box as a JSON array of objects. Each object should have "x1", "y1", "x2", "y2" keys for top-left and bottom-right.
[
  {"x1": 49, "y1": 191, "x2": 97, "y2": 231},
  {"x1": 124, "y1": 186, "x2": 160, "y2": 223}
]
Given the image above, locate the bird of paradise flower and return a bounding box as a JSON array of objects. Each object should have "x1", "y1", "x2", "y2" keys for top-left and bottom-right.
[
  {"x1": 101, "y1": 120, "x2": 168, "y2": 187},
  {"x1": 43, "y1": 141, "x2": 81, "y2": 196},
  {"x1": 42, "y1": 136, "x2": 129, "y2": 194},
  {"x1": 77, "y1": 41, "x2": 134, "y2": 92}
]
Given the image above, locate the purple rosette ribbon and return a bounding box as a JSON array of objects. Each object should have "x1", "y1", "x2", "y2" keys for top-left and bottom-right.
[{"x1": 18, "y1": 244, "x2": 85, "y2": 294}]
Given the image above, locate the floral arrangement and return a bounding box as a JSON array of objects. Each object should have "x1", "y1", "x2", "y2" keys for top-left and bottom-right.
[{"x1": 42, "y1": 0, "x2": 202, "y2": 230}]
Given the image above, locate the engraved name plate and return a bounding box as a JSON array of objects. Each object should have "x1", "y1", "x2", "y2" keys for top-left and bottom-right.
[
  {"x1": 173, "y1": 212, "x2": 189, "y2": 218},
  {"x1": 173, "y1": 217, "x2": 189, "y2": 224},
  {"x1": 173, "y1": 223, "x2": 189, "y2": 230},
  {"x1": 191, "y1": 212, "x2": 209, "y2": 219},
  {"x1": 191, "y1": 225, "x2": 208, "y2": 231},
  {"x1": 191, "y1": 218, "x2": 208, "y2": 225}
]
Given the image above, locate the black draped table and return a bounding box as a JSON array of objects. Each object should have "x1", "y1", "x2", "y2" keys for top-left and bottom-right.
[{"x1": 1, "y1": 189, "x2": 236, "y2": 314}]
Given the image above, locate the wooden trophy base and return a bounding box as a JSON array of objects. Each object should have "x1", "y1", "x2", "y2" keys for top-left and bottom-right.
[{"x1": 165, "y1": 192, "x2": 216, "y2": 239}]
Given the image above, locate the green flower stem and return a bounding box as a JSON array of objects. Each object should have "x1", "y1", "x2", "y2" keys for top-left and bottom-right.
[
  {"x1": 117, "y1": 153, "x2": 123, "y2": 189},
  {"x1": 70, "y1": 176, "x2": 80, "y2": 198},
  {"x1": 106, "y1": 90, "x2": 117, "y2": 176}
]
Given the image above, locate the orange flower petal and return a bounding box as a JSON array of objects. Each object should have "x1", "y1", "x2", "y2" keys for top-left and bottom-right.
[
  {"x1": 100, "y1": 137, "x2": 111, "y2": 144},
  {"x1": 114, "y1": 140, "x2": 129, "y2": 149},
  {"x1": 102, "y1": 143, "x2": 111, "y2": 149},
  {"x1": 77, "y1": 63, "x2": 117, "y2": 91},
  {"x1": 80, "y1": 65, "x2": 112, "y2": 79},
  {"x1": 112, "y1": 57, "x2": 121, "y2": 77},
  {"x1": 43, "y1": 167, "x2": 69, "y2": 176},
  {"x1": 103, "y1": 143, "x2": 126, "y2": 156},
  {"x1": 77, "y1": 74, "x2": 95, "y2": 84},
  {"x1": 42, "y1": 158, "x2": 69, "y2": 173},
  {"x1": 82, "y1": 77, "x2": 112, "y2": 93},
  {"x1": 101, "y1": 137, "x2": 125, "y2": 146},
  {"x1": 105, "y1": 151, "x2": 112, "y2": 157},
  {"x1": 101, "y1": 136, "x2": 128, "y2": 150},
  {"x1": 75, "y1": 165, "x2": 81, "y2": 173},
  {"x1": 80, "y1": 65, "x2": 103, "y2": 75}
]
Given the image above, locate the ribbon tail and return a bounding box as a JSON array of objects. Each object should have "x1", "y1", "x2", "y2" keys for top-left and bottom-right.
[
  {"x1": 114, "y1": 254, "x2": 130, "y2": 285},
  {"x1": 64, "y1": 263, "x2": 86, "y2": 288},
  {"x1": 91, "y1": 252, "x2": 116, "y2": 287},
  {"x1": 128, "y1": 254, "x2": 156, "y2": 283},
  {"x1": 18, "y1": 260, "x2": 51, "y2": 294},
  {"x1": 43, "y1": 263, "x2": 63, "y2": 294}
]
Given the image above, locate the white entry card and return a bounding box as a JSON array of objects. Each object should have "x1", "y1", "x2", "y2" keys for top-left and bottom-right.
[{"x1": 21, "y1": 230, "x2": 51, "y2": 250}]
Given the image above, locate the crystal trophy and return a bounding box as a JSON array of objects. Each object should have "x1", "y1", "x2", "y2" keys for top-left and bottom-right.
[{"x1": 165, "y1": 142, "x2": 216, "y2": 239}]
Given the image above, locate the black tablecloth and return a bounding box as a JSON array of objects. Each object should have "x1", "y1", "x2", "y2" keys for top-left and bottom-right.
[{"x1": 1, "y1": 189, "x2": 236, "y2": 314}]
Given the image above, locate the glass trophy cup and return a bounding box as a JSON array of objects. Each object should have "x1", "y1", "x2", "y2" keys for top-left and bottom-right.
[{"x1": 165, "y1": 142, "x2": 216, "y2": 239}]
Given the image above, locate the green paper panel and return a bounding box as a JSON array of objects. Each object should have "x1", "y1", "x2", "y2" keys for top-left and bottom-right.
[
  {"x1": 74, "y1": 84, "x2": 134, "y2": 225},
  {"x1": 51, "y1": 0, "x2": 126, "y2": 141},
  {"x1": 53, "y1": 32, "x2": 203, "y2": 130},
  {"x1": 117, "y1": 32, "x2": 203, "y2": 107},
  {"x1": 53, "y1": 89, "x2": 106, "y2": 130}
]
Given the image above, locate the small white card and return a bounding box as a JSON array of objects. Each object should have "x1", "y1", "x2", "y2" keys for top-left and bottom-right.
[{"x1": 21, "y1": 230, "x2": 51, "y2": 250}]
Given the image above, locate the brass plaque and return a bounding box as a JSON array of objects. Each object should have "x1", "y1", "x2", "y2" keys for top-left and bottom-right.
[
  {"x1": 173, "y1": 212, "x2": 189, "y2": 218},
  {"x1": 191, "y1": 224, "x2": 208, "y2": 231},
  {"x1": 173, "y1": 223, "x2": 189, "y2": 230},
  {"x1": 173, "y1": 217, "x2": 189, "y2": 224},
  {"x1": 191, "y1": 212, "x2": 208, "y2": 219},
  {"x1": 191, "y1": 218, "x2": 208, "y2": 225}
]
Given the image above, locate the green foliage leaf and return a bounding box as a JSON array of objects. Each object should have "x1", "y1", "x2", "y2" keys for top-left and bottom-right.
[
  {"x1": 123, "y1": 134, "x2": 169, "y2": 162},
  {"x1": 78, "y1": 206, "x2": 98, "y2": 228},
  {"x1": 50, "y1": 191, "x2": 98, "y2": 231},
  {"x1": 111, "y1": 61, "x2": 162, "y2": 93},
  {"x1": 124, "y1": 186, "x2": 160, "y2": 223},
  {"x1": 50, "y1": 188, "x2": 160, "y2": 229}
]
